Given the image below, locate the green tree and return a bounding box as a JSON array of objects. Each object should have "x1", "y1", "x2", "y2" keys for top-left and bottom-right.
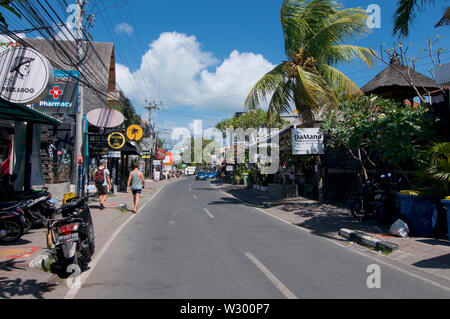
[
  {"x1": 245, "y1": 0, "x2": 374, "y2": 125},
  {"x1": 393, "y1": 0, "x2": 449, "y2": 38},
  {"x1": 245, "y1": 0, "x2": 374, "y2": 201},
  {"x1": 0, "y1": 0, "x2": 21, "y2": 29},
  {"x1": 215, "y1": 109, "x2": 288, "y2": 132},
  {"x1": 321, "y1": 95, "x2": 437, "y2": 187}
]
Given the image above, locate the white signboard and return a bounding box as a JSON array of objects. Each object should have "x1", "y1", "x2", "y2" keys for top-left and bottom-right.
[
  {"x1": 108, "y1": 151, "x2": 121, "y2": 158},
  {"x1": 292, "y1": 128, "x2": 324, "y2": 155},
  {"x1": 152, "y1": 160, "x2": 161, "y2": 166},
  {"x1": 0, "y1": 47, "x2": 53, "y2": 104},
  {"x1": 226, "y1": 165, "x2": 234, "y2": 172}
]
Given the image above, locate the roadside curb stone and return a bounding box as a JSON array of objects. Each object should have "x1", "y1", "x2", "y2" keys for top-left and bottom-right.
[{"x1": 339, "y1": 228, "x2": 399, "y2": 252}]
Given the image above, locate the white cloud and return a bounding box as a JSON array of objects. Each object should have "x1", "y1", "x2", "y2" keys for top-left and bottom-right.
[
  {"x1": 115, "y1": 23, "x2": 134, "y2": 35},
  {"x1": 116, "y1": 32, "x2": 274, "y2": 113}
]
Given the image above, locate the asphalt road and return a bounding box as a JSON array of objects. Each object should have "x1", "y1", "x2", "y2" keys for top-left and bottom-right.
[{"x1": 71, "y1": 177, "x2": 450, "y2": 299}]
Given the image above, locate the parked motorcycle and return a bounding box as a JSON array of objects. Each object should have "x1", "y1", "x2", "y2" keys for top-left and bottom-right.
[
  {"x1": 46, "y1": 196, "x2": 95, "y2": 275},
  {"x1": 0, "y1": 206, "x2": 29, "y2": 244},
  {"x1": 349, "y1": 180, "x2": 376, "y2": 221},
  {"x1": 371, "y1": 173, "x2": 401, "y2": 224}
]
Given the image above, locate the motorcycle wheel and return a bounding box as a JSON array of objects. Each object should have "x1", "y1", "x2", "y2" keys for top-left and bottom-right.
[
  {"x1": 351, "y1": 200, "x2": 363, "y2": 221},
  {"x1": 0, "y1": 220, "x2": 23, "y2": 243}
]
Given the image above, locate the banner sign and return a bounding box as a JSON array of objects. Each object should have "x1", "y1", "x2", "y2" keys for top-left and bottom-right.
[
  {"x1": 0, "y1": 47, "x2": 53, "y2": 104},
  {"x1": 156, "y1": 149, "x2": 166, "y2": 160},
  {"x1": 108, "y1": 151, "x2": 121, "y2": 158},
  {"x1": 152, "y1": 160, "x2": 161, "y2": 166},
  {"x1": 33, "y1": 70, "x2": 79, "y2": 114},
  {"x1": 292, "y1": 128, "x2": 324, "y2": 155}
]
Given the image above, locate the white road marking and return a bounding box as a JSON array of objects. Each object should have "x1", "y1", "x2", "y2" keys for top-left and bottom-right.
[
  {"x1": 64, "y1": 182, "x2": 170, "y2": 299},
  {"x1": 202, "y1": 208, "x2": 215, "y2": 218},
  {"x1": 245, "y1": 252, "x2": 297, "y2": 299},
  {"x1": 209, "y1": 181, "x2": 450, "y2": 293},
  {"x1": 169, "y1": 220, "x2": 175, "y2": 226},
  {"x1": 193, "y1": 195, "x2": 197, "y2": 200}
]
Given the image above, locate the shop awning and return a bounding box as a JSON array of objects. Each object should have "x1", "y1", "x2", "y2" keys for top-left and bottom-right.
[{"x1": 0, "y1": 98, "x2": 62, "y2": 125}]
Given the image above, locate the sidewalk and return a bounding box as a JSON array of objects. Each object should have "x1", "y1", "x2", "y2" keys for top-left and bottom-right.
[
  {"x1": 211, "y1": 180, "x2": 450, "y2": 282},
  {"x1": 0, "y1": 178, "x2": 173, "y2": 299}
]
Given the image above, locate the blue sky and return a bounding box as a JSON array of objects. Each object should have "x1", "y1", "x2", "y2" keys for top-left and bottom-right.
[
  {"x1": 13, "y1": 0, "x2": 448, "y2": 139},
  {"x1": 84, "y1": 0, "x2": 450, "y2": 138}
]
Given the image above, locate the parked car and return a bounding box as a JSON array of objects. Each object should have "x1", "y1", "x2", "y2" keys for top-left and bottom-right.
[{"x1": 195, "y1": 170, "x2": 207, "y2": 180}]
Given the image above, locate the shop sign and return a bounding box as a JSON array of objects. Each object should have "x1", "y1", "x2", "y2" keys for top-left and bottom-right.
[
  {"x1": 291, "y1": 128, "x2": 324, "y2": 155},
  {"x1": 108, "y1": 151, "x2": 121, "y2": 158},
  {"x1": 33, "y1": 70, "x2": 79, "y2": 114},
  {"x1": 107, "y1": 132, "x2": 125, "y2": 150},
  {"x1": 126, "y1": 124, "x2": 144, "y2": 141},
  {"x1": 0, "y1": 47, "x2": 53, "y2": 104}
]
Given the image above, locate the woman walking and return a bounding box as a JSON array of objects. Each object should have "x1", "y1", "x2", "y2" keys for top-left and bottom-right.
[{"x1": 127, "y1": 163, "x2": 146, "y2": 214}]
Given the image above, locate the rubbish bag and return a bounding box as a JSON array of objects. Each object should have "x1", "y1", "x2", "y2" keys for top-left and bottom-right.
[{"x1": 389, "y1": 219, "x2": 409, "y2": 238}]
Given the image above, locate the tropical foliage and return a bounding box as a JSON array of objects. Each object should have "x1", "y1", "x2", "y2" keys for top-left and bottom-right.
[
  {"x1": 0, "y1": 0, "x2": 21, "y2": 29},
  {"x1": 321, "y1": 95, "x2": 437, "y2": 186},
  {"x1": 393, "y1": 0, "x2": 449, "y2": 38},
  {"x1": 245, "y1": 0, "x2": 374, "y2": 126},
  {"x1": 215, "y1": 109, "x2": 288, "y2": 132},
  {"x1": 416, "y1": 142, "x2": 450, "y2": 196}
]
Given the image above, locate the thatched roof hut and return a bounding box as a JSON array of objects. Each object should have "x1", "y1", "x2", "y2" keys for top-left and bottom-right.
[{"x1": 361, "y1": 54, "x2": 439, "y2": 101}]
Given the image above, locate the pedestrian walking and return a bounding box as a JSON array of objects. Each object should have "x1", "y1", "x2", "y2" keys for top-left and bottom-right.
[
  {"x1": 127, "y1": 162, "x2": 146, "y2": 214},
  {"x1": 94, "y1": 159, "x2": 111, "y2": 210}
]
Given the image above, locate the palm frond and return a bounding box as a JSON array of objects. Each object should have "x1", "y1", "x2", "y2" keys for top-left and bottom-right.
[
  {"x1": 326, "y1": 45, "x2": 375, "y2": 67},
  {"x1": 244, "y1": 64, "x2": 286, "y2": 110},
  {"x1": 306, "y1": 8, "x2": 369, "y2": 59},
  {"x1": 267, "y1": 79, "x2": 295, "y2": 121},
  {"x1": 281, "y1": 0, "x2": 335, "y2": 58},
  {"x1": 319, "y1": 64, "x2": 362, "y2": 101},
  {"x1": 393, "y1": 0, "x2": 437, "y2": 38}
]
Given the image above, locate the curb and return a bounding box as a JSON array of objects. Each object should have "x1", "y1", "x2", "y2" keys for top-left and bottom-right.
[
  {"x1": 28, "y1": 181, "x2": 170, "y2": 271},
  {"x1": 339, "y1": 228, "x2": 399, "y2": 252}
]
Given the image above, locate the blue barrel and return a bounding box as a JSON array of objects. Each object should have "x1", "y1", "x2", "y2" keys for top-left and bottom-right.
[
  {"x1": 396, "y1": 193, "x2": 438, "y2": 237},
  {"x1": 440, "y1": 199, "x2": 450, "y2": 241}
]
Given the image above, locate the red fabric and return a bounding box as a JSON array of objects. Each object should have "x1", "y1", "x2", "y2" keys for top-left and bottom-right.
[{"x1": 1, "y1": 141, "x2": 12, "y2": 175}]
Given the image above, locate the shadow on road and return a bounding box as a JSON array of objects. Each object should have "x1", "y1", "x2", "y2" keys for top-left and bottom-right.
[
  {"x1": 413, "y1": 254, "x2": 450, "y2": 269},
  {"x1": 0, "y1": 276, "x2": 57, "y2": 299},
  {"x1": 0, "y1": 258, "x2": 27, "y2": 272}
]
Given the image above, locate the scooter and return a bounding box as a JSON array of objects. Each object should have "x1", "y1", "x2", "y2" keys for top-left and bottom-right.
[
  {"x1": 46, "y1": 196, "x2": 95, "y2": 276},
  {"x1": 349, "y1": 180, "x2": 376, "y2": 221},
  {"x1": 0, "y1": 206, "x2": 29, "y2": 244},
  {"x1": 371, "y1": 173, "x2": 401, "y2": 224}
]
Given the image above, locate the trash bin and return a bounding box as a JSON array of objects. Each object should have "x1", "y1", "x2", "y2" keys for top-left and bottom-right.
[
  {"x1": 440, "y1": 199, "x2": 450, "y2": 241},
  {"x1": 396, "y1": 191, "x2": 438, "y2": 237}
]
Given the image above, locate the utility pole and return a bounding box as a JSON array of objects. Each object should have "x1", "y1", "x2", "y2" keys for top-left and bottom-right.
[
  {"x1": 144, "y1": 100, "x2": 161, "y2": 179},
  {"x1": 74, "y1": 0, "x2": 85, "y2": 197}
]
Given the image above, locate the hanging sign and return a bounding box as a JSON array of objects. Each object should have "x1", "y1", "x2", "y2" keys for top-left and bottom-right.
[
  {"x1": 107, "y1": 132, "x2": 125, "y2": 150},
  {"x1": 33, "y1": 70, "x2": 79, "y2": 114},
  {"x1": 292, "y1": 128, "x2": 324, "y2": 155},
  {"x1": 126, "y1": 124, "x2": 144, "y2": 141},
  {"x1": 0, "y1": 47, "x2": 54, "y2": 104}
]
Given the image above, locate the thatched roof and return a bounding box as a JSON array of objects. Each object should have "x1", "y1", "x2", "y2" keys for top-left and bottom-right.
[
  {"x1": 361, "y1": 55, "x2": 439, "y2": 100},
  {"x1": 22, "y1": 38, "x2": 115, "y2": 113}
]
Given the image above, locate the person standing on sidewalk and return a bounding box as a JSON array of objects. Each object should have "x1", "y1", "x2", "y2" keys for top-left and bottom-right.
[
  {"x1": 127, "y1": 162, "x2": 145, "y2": 214},
  {"x1": 94, "y1": 159, "x2": 111, "y2": 210}
]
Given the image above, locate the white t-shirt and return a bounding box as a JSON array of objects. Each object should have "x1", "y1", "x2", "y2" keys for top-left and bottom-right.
[{"x1": 95, "y1": 167, "x2": 110, "y2": 186}]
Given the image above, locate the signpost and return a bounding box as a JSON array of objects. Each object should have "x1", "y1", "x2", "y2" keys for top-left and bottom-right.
[{"x1": 291, "y1": 128, "x2": 324, "y2": 155}]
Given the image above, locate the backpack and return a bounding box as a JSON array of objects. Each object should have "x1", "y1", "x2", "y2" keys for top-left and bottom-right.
[{"x1": 94, "y1": 168, "x2": 105, "y2": 185}]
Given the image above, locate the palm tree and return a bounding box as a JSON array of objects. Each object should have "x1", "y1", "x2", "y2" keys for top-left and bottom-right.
[
  {"x1": 245, "y1": 0, "x2": 374, "y2": 202},
  {"x1": 393, "y1": 0, "x2": 449, "y2": 38},
  {"x1": 245, "y1": 0, "x2": 374, "y2": 127}
]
